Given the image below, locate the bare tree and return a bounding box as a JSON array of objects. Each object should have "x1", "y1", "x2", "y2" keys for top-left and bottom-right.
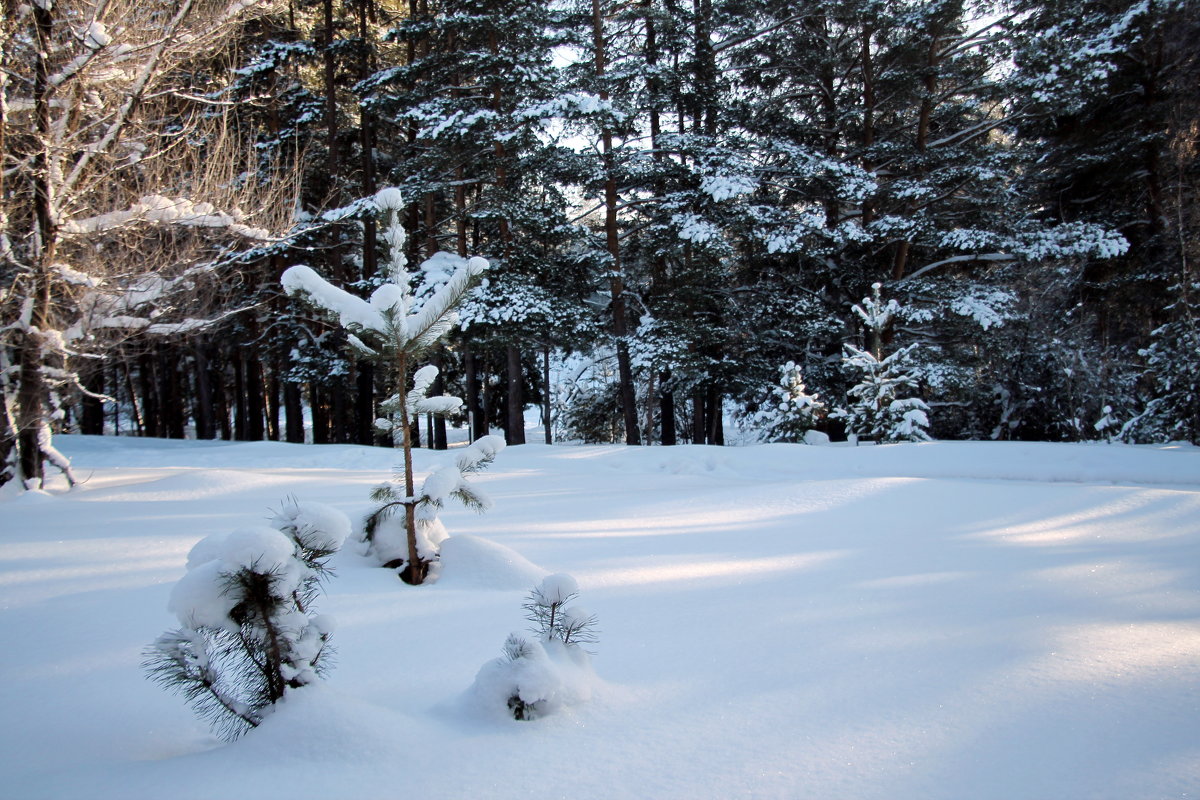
[{"x1": 0, "y1": 0, "x2": 294, "y2": 489}]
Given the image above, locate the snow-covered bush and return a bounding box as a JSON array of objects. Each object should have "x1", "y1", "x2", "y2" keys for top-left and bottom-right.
[
  {"x1": 469, "y1": 574, "x2": 599, "y2": 721},
  {"x1": 282, "y1": 187, "x2": 490, "y2": 583},
  {"x1": 144, "y1": 500, "x2": 350, "y2": 739},
  {"x1": 363, "y1": 434, "x2": 506, "y2": 576},
  {"x1": 743, "y1": 361, "x2": 826, "y2": 442}
]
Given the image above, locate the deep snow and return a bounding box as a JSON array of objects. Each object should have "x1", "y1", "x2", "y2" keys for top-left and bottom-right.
[{"x1": 2, "y1": 435, "x2": 1198, "y2": 799}]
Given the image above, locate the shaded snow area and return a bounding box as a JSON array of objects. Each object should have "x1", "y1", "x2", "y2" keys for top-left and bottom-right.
[{"x1": 3, "y1": 436, "x2": 1199, "y2": 799}]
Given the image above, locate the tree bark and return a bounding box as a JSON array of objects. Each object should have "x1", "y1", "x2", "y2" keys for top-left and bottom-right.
[
  {"x1": 193, "y1": 344, "x2": 216, "y2": 440},
  {"x1": 284, "y1": 382, "x2": 305, "y2": 443},
  {"x1": 465, "y1": 348, "x2": 486, "y2": 441},
  {"x1": 505, "y1": 344, "x2": 526, "y2": 445},
  {"x1": 659, "y1": 369, "x2": 677, "y2": 446}
]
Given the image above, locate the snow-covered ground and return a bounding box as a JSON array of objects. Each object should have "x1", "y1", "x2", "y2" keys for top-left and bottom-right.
[{"x1": 3, "y1": 435, "x2": 1199, "y2": 799}]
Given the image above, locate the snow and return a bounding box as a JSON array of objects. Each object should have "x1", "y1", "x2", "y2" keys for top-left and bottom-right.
[{"x1": 2, "y1": 435, "x2": 1200, "y2": 799}]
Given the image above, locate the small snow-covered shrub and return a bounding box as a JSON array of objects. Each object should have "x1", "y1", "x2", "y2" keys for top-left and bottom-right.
[
  {"x1": 144, "y1": 500, "x2": 350, "y2": 739},
  {"x1": 469, "y1": 574, "x2": 599, "y2": 721}
]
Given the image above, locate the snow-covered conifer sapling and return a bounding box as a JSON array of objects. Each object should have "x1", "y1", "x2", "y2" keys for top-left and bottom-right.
[
  {"x1": 282, "y1": 187, "x2": 490, "y2": 584},
  {"x1": 469, "y1": 573, "x2": 600, "y2": 721},
  {"x1": 836, "y1": 284, "x2": 932, "y2": 443},
  {"x1": 144, "y1": 499, "x2": 351, "y2": 739},
  {"x1": 748, "y1": 361, "x2": 826, "y2": 442}
]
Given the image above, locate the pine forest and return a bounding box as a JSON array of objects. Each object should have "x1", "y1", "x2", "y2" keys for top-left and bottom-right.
[{"x1": 2, "y1": 0, "x2": 1198, "y2": 490}]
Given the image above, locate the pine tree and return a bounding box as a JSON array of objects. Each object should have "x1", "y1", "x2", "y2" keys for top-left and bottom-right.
[
  {"x1": 836, "y1": 284, "x2": 931, "y2": 443},
  {"x1": 145, "y1": 499, "x2": 350, "y2": 739},
  {"x1": 469, "y1": 574, "x2": 599, "y2": 721},
  {"x1": 282, "y1": 187, "x2": 490, "y2": 583},
  {"x1": 743, "y1": 361, "x2": 826, "y2": 443}
]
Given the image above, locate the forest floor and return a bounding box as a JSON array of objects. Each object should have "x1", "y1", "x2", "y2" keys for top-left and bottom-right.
[{"x1": 3, "y1": 434, "x2": 1199, "y2": 799}]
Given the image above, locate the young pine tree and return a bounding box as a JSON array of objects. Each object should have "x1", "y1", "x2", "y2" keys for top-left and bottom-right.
[
  {"x1": 837, "y1": 284, "x2": 932, "y2": 443},
  {"x1": 746, "y1": 361, "x2": 827, "y2": 443},
  {"x1": 282, "y1": 188, "x2": 493, "y2": 584},
  {"x1": 470, "y1": 574, "x2": 599, "y2": 721},
  {"x1": 145, "y1": 500, "x2": 350, "y2": 739}
]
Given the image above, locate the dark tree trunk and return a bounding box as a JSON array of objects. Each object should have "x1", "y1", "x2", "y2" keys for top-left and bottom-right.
[
  {"x1": 330, "y1": 385, "x2": 347, "y2": 443},
  {"x1": 80, "y1": 365, "x2": 105, "y2": 435},
  {"x1": 284, "y1": 382, "x2": 305, "y2": 443},
  {"x1": 543, "y1": 345, "x2": 553, "y2": 445},
  {"x1": 266, "y1": 366, "x2": 281, "y2": 441},
  {"x1": 231, "y1": 348, "x2": 247, "y2": 441},
  {"x1": 139, "y1": 352, "x2": 161, "y2": 438},
  {"x1": 355, "y1": 362, "x2": 376, "y2": 444},
  {"x1": 505, "y1": 344, "x2": 526, "y2": 445},
  {"x1": 659, "y1": 370, "x2": 677, "y2": 446},
  {"x1": 212, "y1": 351, "x2": 232, "y2": 441},
  {"x1": 706, "y1": 383, "x2": 724, "y2": 445},
  {"x1": 311, "y1": 385, "x2": 330, "y2": 444},
  {"x1": 245, "y1": 347, "x2": 266, "y2": 441},
  {"x1": 465, "y1": 347, "x2": 486, "y2": 441},
  {"x1": 592, "y1": 0, "x2": 640, "y2": 446},
  {"x1": 692, "y1": 391, "x2": 706, "y2": 445},
  {"x1": 193, "y1": 344, "x2": 216, "y2": 440},
  {"x1": 160, "y1": 347, "x2": 185, "y2": 440},
  {"x1": 432, "y1": 348, "x2": 447, "y2": 449}
]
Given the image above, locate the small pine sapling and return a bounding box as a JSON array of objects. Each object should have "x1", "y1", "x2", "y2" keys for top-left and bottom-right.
[
  {"x1": 144, "y1": 500, "x2": 350, "y2": 739},
  {"x1": 282, "y1": 187, "x2": 489, "y2": 584},
  {"x1": 747, "y1": 360, "x2": 826, "y2": 442},
  {"x1": 469, "y1": 574, "x2": 600, "y2": 721},
  {"x1": 836, "y1": 284, "x2": 932, "y2": 443}
]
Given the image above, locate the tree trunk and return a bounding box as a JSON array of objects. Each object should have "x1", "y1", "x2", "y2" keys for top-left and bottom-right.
[
  {"x1": 284, "y1": 382, "x2": 305, "y2": 443},
  {"x1": 505, "y1": 344, "x2": 526, "y2": 445},
  {"x1": 465, "y1": 347, "x2": 487, "y2": 441},
  {"x1": 161, "y1": 347, "x2": 186, "y2": 439},
  {"x1": 706, "y1": 383, "x2": 724, "y2": 445},
  {"x1": 311, "y1": 385, "x2": 330, "y2": 444},
  {"x1": 231, "y1": 348, "x2": 247, "y2": 440},
  {"x1": 355, "y1": 363, "x2": 376, "y2": 445},
  {"x1": 543, "y1": 345, "x2": 553, "y2": 444},
  {"x1": 659, "y1": 369, "x2": 677, "y2": 446},
  {"x1": 15, "y1": 1, "x2": 58, "y2": 487},
  {"x1": 432, "y1": 348, "x2": 447, "y2": 449},
  {"x1": 692, "y1": 391, "x2": 706, "y2": 444},
  {"x1": 139, "y1": 352, "x2": 162, "y2": 438},
  {"x1": 592, "y1": 0, "x2": 641, "y2": 445},
  {"x1": 245, "y1": 346, "x2": 266, "y2": 441},
  {"x1": 80, "y1": 365, "x2": 105, "y2": 436},
  {"x1": 193, "y1": 344, "x2": 216, "y2": 440}
]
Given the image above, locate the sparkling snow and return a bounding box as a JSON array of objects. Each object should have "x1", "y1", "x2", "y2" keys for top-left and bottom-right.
[{"x1": 2, "y1": 435, "x2": 1198, "y2": 799}]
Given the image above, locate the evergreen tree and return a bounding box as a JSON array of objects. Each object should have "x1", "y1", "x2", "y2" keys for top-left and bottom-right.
[
  {"x1": 145, "y1": 499, "x2": 350, "y2": 739},
  {"x1": 283, "y1": 187, "x2": 490, "y2": 583}
]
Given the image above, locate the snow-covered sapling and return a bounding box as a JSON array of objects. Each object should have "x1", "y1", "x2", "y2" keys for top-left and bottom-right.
[
  {"x1": 836, "y1": 284, "x2": 932, "y2": 443},
  {"x1": 469, "y1": 574, "x2": 599, "y2": 721},
  {"x1": 747, "y1": 361, "x2": 826, "y2": 443},
  {"x1": 144, "y1": 500, "x2": 350, "y2": 739},
  {"x1": 282, "y1": 187, "x2": 489, "y2": 584}
]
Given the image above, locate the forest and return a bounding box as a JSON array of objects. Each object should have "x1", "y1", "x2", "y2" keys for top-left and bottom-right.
[{"x1": 1, "y1": 0, "x2": 1197, "y2": 490}]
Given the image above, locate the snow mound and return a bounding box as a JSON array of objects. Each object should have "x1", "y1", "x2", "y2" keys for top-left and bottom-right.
[
  {"x1": 235, "y1": 683, "x2": 409, "y2": 765},
  {"x1": 434, "y1": 535, "x2": 547, "y2": 590}
]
